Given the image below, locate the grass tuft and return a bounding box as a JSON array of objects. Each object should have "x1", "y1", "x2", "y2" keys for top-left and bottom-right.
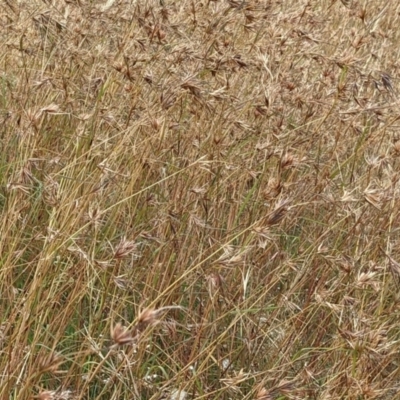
[{"x1": 1, "y1": 0, "x2": 400, "y2": 398}]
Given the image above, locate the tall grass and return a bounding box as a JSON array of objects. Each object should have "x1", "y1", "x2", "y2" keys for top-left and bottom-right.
[{"x1": 1, "y1": 0, "x2": 400, "y2": 398}]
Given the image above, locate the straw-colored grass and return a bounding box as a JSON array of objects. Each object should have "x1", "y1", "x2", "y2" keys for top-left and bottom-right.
[{"x1": 1, "y1": 0, "x2": 400, "y2": 399}]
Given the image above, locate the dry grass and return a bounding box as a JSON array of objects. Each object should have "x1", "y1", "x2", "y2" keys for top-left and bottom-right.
[{"x1": 1, "y1": 0, "x2": 400, "y2": 398}]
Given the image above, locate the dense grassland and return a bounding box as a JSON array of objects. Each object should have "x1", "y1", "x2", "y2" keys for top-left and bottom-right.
[{"x1": 1, "y1": 0, "x2": 400, "y2": 398}]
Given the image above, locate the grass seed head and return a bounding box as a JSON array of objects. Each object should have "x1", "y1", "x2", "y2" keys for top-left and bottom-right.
[
  {"x1": 266, "y1": 200, "x2": 289, "y2": 226},
  {"x1": 36, "y1": 390, "x2": 74, "y2": 400},
  {"x1": 37, "y1": 351, "x2": 64, "y2": 375},
  {"x1": 113, "y1": 238, "x2": 140, "y2": 259},
  {"x1": 111, "y1": 322, "x2": 135, "y2": 347},
  {"x1": 132, "y1": 307, "x2": 161, "y2": 335},
  {"x1": 255, "y1": 387, "x2": 273, "y2": 400}
]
